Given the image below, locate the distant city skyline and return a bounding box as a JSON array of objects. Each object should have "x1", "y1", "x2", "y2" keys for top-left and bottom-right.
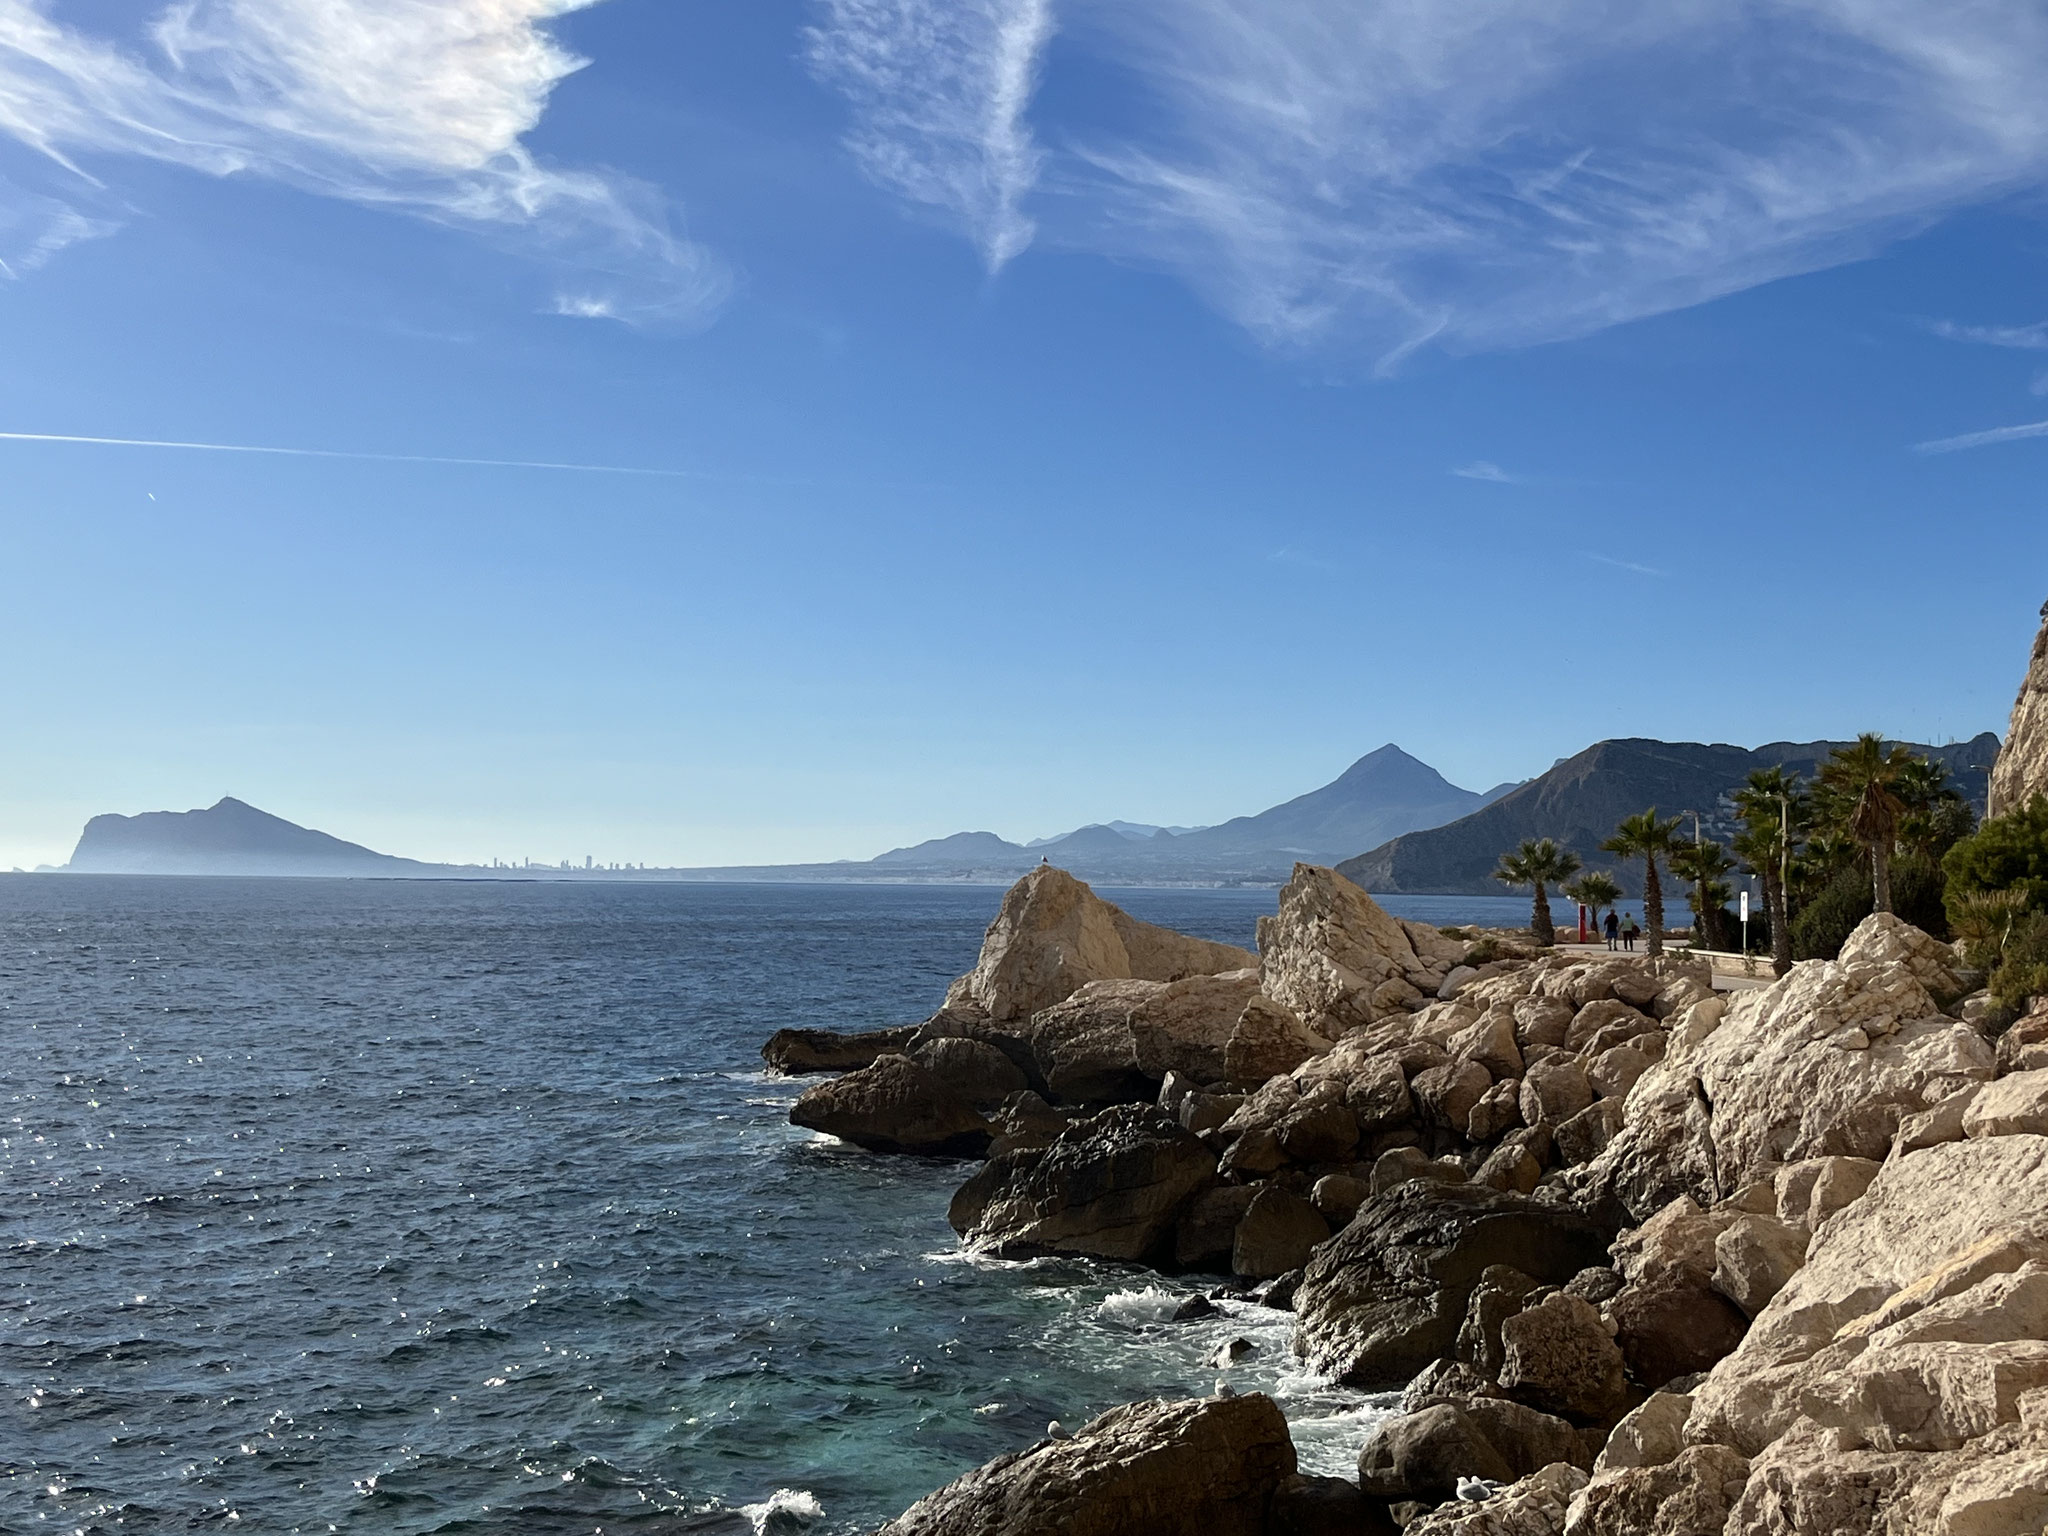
[{"x1": 3, "y1": 2, "x2": 2046, "y2": 869}]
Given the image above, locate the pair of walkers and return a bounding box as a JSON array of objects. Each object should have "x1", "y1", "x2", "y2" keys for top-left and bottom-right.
[{"x1": 1602, "y1": 910, "x2": 1642, "y2": 951}]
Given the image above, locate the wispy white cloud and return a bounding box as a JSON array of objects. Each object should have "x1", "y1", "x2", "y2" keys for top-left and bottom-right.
[
  {"x1": 1586, "y1": 552, "x2": 1664, "y2": 577},
  {"x1": 0, "y1": 428, "x2": 714, "y2": 476},
  {"x1": 1452, "y1": 461, "x2": 1519, "y2": 484},
  {"x1": 0, "y1": 0, "x2": 726, "y2": 321},
  {"x1": 806, "y1": 0, "x2": 1055, "y2": 270},
  {"x1": 1913, "y1": 418, "x2": 2048, "y2": 454},
  {"x1": 1926, "y1": 318, "x2": 2048, "y2": 350},
  {"x1": 819, "y1": 0, "x2": 2048, "y2": 363}
]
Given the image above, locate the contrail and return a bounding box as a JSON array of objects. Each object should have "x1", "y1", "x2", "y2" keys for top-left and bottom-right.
[
  {"x1": 0, "y1": 430, "x2": 709, "y2": 478},
  {"x1": 1913, "y1": 418, "x2": 2048, "y2": 455}
]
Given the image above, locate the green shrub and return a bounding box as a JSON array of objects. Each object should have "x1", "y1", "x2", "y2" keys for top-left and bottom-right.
[
  {"x1": 1792, "y1": 867, "x2": 1871, "y2": 960},
  {"x1": 1993, "y1": 911, "x2": 2048, "y2": 1013},
  {"x1": 1464, "y1": 936, "x2": 1503, "y2": 966},
  {"x1": 1943, "y1": 795, "x2": 2048, "y2": 924}
]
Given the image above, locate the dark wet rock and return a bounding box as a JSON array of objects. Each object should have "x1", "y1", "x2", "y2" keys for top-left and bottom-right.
[
  {"x1": 948, "y1": 1105, "x2": 1217, "y2": 1264},
  {"x1": 1232, "y1": 1186, "x2": 1331, "y2": 1281},
  {"x1": 1266, "y1": 1472, "x2": 1396, "y2": 1536},
  {"x1": 1293, "y1": 1183, "x2": 1613, "y2": 1388},
  {"x1": 790, "y1": 1053, "x2": 992, "y2": 1156},
  {"x1": 1603, "y1": 1269, "x2": 1749, "y2": 1392},
  {"x1": 762, "y1": 1023, "x2": 922, "y2": 1074},
  {"x1": 1171, "y1": 1294, "x2": 1219, "y2": 1322},
  {"x1": 1176, "y1": 1185, "x2": 1262, "y2": 1271},
  {"x1": 1310, "y1": 1173, "x2": 1372, "y2": 1227},
  {"x1": 878, "y1": 1392, "x2": 1295, "y2": 1536},
  {"x1": 1207, "y1": 1335, "x2": 1258, "y2": 1366},
  {"x1": 1452, "y1": 1264, "x2": 1540, "y2": 1382}
]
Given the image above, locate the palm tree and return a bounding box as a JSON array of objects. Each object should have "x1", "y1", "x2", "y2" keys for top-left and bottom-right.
[
  {"x1": 1563, "y1": 871, "x2": 1622, "y2": 939},
  {"x1": 1733, "y1": 767, "x2": 1805, "y2": 977},
  {"x1": 1603, "y1": 810, "x2": 1683, "y2": 957},
  {"x1": 1819, "y1": 734, "x2": 1915, "y2": 914},
  {"x1": 1494, "y1": 838, "x2": 1582, "y2": 946},
  {"x1": 1671, "y1": 839, "x2": 1737, "y2": 950}
]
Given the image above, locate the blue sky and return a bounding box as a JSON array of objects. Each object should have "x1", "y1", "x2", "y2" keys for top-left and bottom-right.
[{"x1": 3, "y1": 0, "x2": 2047, "y2": 869}]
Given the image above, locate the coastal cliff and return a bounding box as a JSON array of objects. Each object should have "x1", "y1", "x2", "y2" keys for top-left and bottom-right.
[{"x1": 773, "y1": 872, "x2": 2048, "y2": 1533}]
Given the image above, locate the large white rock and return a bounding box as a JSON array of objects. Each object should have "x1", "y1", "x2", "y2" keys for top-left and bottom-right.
[
  {"x1": 1256, "y1": 864, "x2": 1444, "y2": 1038},
  {"x1": 1024, "y1": 970, "x2": 1264, "y2": 1100},
  {"x1": 945, "y1": 867, "x2": 1257, "y2": 1023}
]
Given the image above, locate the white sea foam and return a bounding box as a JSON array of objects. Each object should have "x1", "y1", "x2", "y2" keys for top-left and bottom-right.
[
  {"x1": 1094, "y1": 1285, "x2": 1185, "y2": 1327},
  {"x1": 740, "y1": 1487, "x2": 824, "y2": 1536}
]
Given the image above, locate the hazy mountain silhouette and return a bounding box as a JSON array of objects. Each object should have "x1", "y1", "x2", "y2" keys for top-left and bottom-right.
[{"x1": 67, "y1": 797, "x2": 436, "y2": 877}]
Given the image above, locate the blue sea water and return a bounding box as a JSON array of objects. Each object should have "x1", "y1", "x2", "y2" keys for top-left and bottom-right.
[{"x1": 0, "y1": 878, "x2": 1538, "y2": 1535}]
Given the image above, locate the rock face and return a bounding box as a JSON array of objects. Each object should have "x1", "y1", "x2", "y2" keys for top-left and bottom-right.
[
  {"x1": 762, "y1": 1023, "x2": 922, "y2": 1074},
  {"x1": 1293, "y1": 1183, "x2": 1614, "y2": 1387},
  {"x1": 879, "y1": 1392, "x2": 1297, "y2": 1536},
  {"x1": 943, "y1": 867, "x2": 1256, "y2": 1024},
  {"x1": 789, "y1": 1053, "x2": 993, "y2": 1156},
  {"x1": 1404, "y1": 1462, "x2": 1589, "y2": 1535},
  {"x1": 1256, "y1": 865, "x2": 1459, "y2": 1038},
  {"x1": 1989, "y1": 598, "x2": 2048, "y2": 818},
  {"x1": 1024, "y1": 970, "x2": 1264, "y2": 1101},
  {"x1": 1578, "y1": 914, "x2": 1995, "y2": 1222},
  {"x1": 948, "y1": 1105, "x2": 1217, "y2": 1263}
]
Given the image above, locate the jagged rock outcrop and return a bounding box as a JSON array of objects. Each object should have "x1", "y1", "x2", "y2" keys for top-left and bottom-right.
[
  {"x1": 1023, "y1": 970, "x2": 1264, "y2": 1101},
  {"x1": 1575, "y1": 914, "x2": 1996, "y2": 1222},
  {"x1": 789, "y1": 1053, "x2": 993, "y2": 1156},
  {"x1": 1404, "y1": 1462, "x2": 1589, "y2": 1535},
  {"x1": 879, "y1": 1392, "x2": 1297, "y2": 1536},
  {"x1": 1988, "y1": 598, "x2": 2048, "y2": 818},
  {"x1": 943, "y1": 867, "x2": 1257, "y2": 1023},
  {"x1": 1292, "y1": 1182, "x2": 1613, "y2": 1387},
  {"x1": 948, "y1": 1105, "x2": 1217, "y2": 1263},
  {"x1": 1256, "y1": 865, "x2": 1461, "y2": 1038},
  {"x1": 762, "y1": 1023, "x2": 923, "y2": 1074}
]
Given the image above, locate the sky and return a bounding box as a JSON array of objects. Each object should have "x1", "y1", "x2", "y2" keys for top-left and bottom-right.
[{"x1": 3, "y1": 0, "x2": 2048, "y2": 870}]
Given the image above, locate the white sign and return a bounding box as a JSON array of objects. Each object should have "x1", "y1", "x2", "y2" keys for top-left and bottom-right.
[{"x1": 1740, "y1": 891, "x2": 1750, "y2": 923}]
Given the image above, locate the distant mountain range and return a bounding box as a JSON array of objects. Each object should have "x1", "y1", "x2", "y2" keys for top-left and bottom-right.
[
  {"x1": 50, "y1": 732, "x2": 2002, "y2": 889},
  {"x1": 863, "y1": 744, "x2": 1513, "y2": 881},
  {"x1": 1336, "y1": 733, "x2": 2002, "y2": 895}
]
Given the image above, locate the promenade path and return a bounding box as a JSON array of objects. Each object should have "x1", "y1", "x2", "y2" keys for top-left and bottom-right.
[{"x1": 1551, "y1": 939, "x2": 1776, "y2": 992}]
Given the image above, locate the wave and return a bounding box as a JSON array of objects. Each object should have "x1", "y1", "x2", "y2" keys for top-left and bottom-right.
[
  {"x1": 1094, "y1": 1285, "x2": 1187, "y2": 1327},
  {"x1": 738, "y1": 1487, "x2": 824, "y2": 1536}
]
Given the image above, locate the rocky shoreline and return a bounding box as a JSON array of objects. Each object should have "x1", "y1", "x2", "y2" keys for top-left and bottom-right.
[{"x1": 762, "y1": 613, "x2": 2048, "y2": 1536}]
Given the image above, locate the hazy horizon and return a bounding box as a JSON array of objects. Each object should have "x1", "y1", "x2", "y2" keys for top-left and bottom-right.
[{"x1": 4, "y1": 2, "x2": 2045, "y2": 869}]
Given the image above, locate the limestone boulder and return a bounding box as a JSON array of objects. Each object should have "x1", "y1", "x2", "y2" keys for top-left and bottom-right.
[
  {"x1": 1233, "y1": 1185, "x2": 1332, "y2": 1280},
  {"x1": 1311, "y1": 1173, "x2": 1372, "y2": 1227},
  {"x1": 1404, "y1": 1462, "x2": 1589, "y2": 1536},
  {"x1": 944, "y1": 867, "x2": 1256, "y2": 1023},
  {"x1": 1292, "y1": 1182, "x2": 1612, "y2": 1387},
  {"x1": 1499, "y1": 1293, "x2": 1629, "y2": 1421},
  {"x1": 1554, "y1": 1100, "x2": 1626, "y2": 1168},
  {"x1": 1998, "y1": 1006, "x2": 2048, "y2": 1074},
  {"x1": 879, "y1": 1392, "x2": 1296, "y2": 1536},
  {"x1": 1591, "y1": 1391, "x2": 1693, "y2": 1476},
  {"x1": 1987, "y1": 597, "x2": 2048, "y2": 819},
  {"x1": 1223, "y1": 994, "x2": 1331, "y2": 1084},
  {"x1": 1467, "y1": 1079, "x2": 1525, "y2": 1142},
  {"x1": 1025, "y1": 970, "x2": 1265, "y2": 1102},
  {"x1": 914, "y1": 1036, "x2": 1031, "y2": 1107},
  {"x1": 1837, "y1": 910, "x2": 1971, "y2": 1008},
  {"x1": 762, "y1": 1022, "x2": 924, "y2": 1074},
  {"x1": 1521, "y1": 1058, "x2": 1594, "y2": 1129},
  {"x1": 1415, "y1": 1058, "x2": 1494, "y2": 1133},
  {"x1": 1563, "y1": 1443, "x2": 1749, "y2": 1536},
  {"x1": 1514, "y1": 995, "x2": 1577, "y2": 1050},
  {"x1": 1257, "y1": 864, "x2": 1439, "y2": 1037},
  {"x1": 1452, "y1": 1007, "x2": 1525, "y2": 1080},
  {"x1": 1686, "y1": 1135, "x2": 2048, "y2": 1459},
  {"x1": 790, "y1": 1053, "x2": 993, "y2": 1156},
  {"x1": 1371, "y1": 1146, "x2": 1469, "y2": 1196},
  {"x1": 1575, "y1": 925, "x2": 1995, "y2": 1221},
  {"x1": 1566, "y1": 1000, "x2": 1657, "y2": 1054},
  {"x1": 948, "y1": 1105, "x2": 1217, "y2": 1263},
  {"x1": 1711, "y1": 1214, "x2": 1807, "y2": 1318},
  {"x1": 1357, "y1": 1403, "x2": 1514, "y2": 1501},
  {"x1": 1962, "y1": 1068, "x2": 2048, "y2": 1138}
]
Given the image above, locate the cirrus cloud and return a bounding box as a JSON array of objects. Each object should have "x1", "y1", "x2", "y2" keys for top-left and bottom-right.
[{"x1": 0, "y1": 0, "x2": 726, "y2": 322}]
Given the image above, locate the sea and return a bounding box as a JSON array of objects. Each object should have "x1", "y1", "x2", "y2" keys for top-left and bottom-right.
[{"x1": 0, "y1": 877, "x2": 1543, "y2": 1536}]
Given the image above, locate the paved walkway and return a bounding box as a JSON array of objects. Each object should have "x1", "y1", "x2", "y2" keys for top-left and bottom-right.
[{"x1": 1552, "y1": 940, "x2": 1776, "y2": 991}]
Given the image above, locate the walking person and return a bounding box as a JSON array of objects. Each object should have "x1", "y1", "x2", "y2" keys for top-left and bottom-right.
[
  {"x1": 1604, "y1": 908, "x2": 1620, "y2": 950},
  {"x1": 1624, "y1": 914, "x2": 1641, "y2": 952}
]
